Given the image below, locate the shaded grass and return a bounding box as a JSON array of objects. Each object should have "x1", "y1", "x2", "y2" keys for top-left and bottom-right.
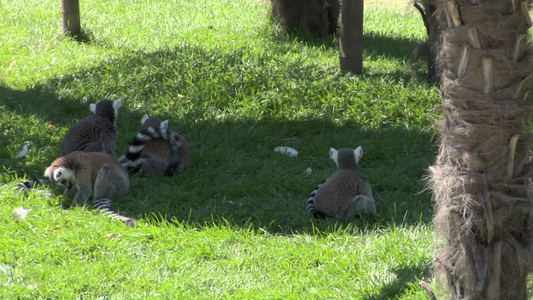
[{"x1": 1, "y1": 0, "x2": 439, "y2": 298}]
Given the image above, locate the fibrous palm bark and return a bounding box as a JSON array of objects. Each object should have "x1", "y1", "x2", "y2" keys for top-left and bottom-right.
[{"x1": 429, "y1": 0, "x2": 533, "y2": 299}]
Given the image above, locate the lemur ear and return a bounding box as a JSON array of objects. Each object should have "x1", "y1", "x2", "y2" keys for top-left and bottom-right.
[
  {"x1": 113, "y1": 98, "x2": 122, "y2": 109},
  {"x1": 113, "y1": 99, "x2": 122, "y2": 116},
  {"x1": 141, "y1": 114, "x2": 150, "y2": 125},
  {"x1": 329, "y1": 148, "x2": 339, "y2": 166},
  {"x1": 354, "y1": 146, "x2": 363, "y2": 163},
  {"x1": 44, "y1": 167, "x2": 52, "y2": 178},
  {"x1": 160, "y1": 120, "x2": 169, "y2": 130},
  {"x1": 89, "y1": 104, "x2": 96, "y2": 114}
]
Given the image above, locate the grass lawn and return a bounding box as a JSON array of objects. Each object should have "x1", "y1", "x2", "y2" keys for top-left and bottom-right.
[{"x1": 1, "y1": 0, "x2": 441, "y2": 298}]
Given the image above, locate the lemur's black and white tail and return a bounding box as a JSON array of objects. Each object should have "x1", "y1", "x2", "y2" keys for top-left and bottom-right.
[
  {"x1": 15, "y1": 179, "x2": 53, "y2": 197},
  {"x1": 305, "y1": 182, "x2": 329, "y2": 219},
  {"x1": 93, "y1": 198, "x2": 138, "y2": 228},
  {"x1": 121, "y1": 126, "x2": 182, "y2": 176},
  {"x1": 15, "y1": 179, "x2": 40, "y2": 192},
  {"x1": 16, "y1": 180, "x2": 136, "y2": 227},
  {"x1": 122, "y1": 126, "x2": 169, "y2": 167}
]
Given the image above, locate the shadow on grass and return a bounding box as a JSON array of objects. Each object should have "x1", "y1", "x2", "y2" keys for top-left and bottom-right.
[
  {"x1": 70, "y1": 27, "x2": 97, "y2": 44},
  {"x1": 363, "y1": 32, "x2": 421, "y2": 62},
  {"x1": 267, "y1": 25, "x2": 421, "y2": 61},
  {"x1": 265, "y1": 26, "x2": 429, "y2": 83},
  {"x1": 362, "y1": 263, "x2": 431, "y2": 300},
  {"x1": 0, "y1": 43, "x2": 437, "y2": 236}
]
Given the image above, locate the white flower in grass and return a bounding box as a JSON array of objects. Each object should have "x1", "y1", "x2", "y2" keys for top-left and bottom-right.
[
  {"x1": 12, "y1": 207, "x2": 32, "y2": 221},
  {"x1": 16, "y1": 142, "x2": 31, "y2": 158},
  {"x1": 274, "y1": 146, "x2": 298, "y2": 157}
]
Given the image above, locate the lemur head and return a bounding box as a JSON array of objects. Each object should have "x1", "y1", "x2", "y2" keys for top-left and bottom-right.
[
  {"x1": 329, "y1": 147, "x2": 363, "y2": 169},
  {"x1": 90, "y1": 99, "x2": 122, "y2": 122},
  {"x1": 44, "y1": 155, "x2": 77, "y2": 187},
  {"x1": 141, "y1": 114, "x2": 169, "y2": 131},
  {"x1": 45, "y1": 161, "x2": 75, "y2": 188}
]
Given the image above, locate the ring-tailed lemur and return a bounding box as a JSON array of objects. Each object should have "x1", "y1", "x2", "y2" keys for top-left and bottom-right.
[
  {"x1": 119, "y1": 114, "x2": 191, "y2": 176},
  {"x1": 60, "y1": 99, "x2": 122, "y2": 157},
  {"x1": 44, "y1": 151, "x2": 137, "y2": 227},
  {"x1": 306, "y1": 147, "x2": 376, "y2": 221}
]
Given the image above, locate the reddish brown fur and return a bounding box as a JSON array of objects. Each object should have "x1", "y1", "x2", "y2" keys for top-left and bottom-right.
[
  {"x1": 46, "y1": 151, "x2": 128, "y2": 207},
  {"x1": 139, "y1": 117, "x2": 191, "y2": 175}
]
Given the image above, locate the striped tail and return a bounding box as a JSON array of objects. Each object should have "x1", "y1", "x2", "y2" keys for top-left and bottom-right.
[
  {"x1": 16, "y1": 179, "x2": 53, "y2": 197},
  {"x1": 93, "y1": 198, "x2": 138, "y2": 228},
  {"x1": 121, "y1": 126, "x2": 182, "y2": 177},
  {"x1": 15, "y1": 179, "x2": 40, "y2": 192},
  {"x1": 305, "y1": 182, "x2": 329, "y2": 219},
  {"x1": 122, "y1": 126, "x2": 169, "y2": 168}
]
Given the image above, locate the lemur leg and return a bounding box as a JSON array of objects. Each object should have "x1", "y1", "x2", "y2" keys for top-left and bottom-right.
[
  {"x1": 140, "y1": 159, "x2": 168, "y2": 176},
  {"x1": 62, "y1": 185, "x2": 78, "y2": 208},
  {"x1": 366, "y1": 195, "x2": 377, "y2": 215},
  {"x1": 360, "y1": 182, "x2": 376, "y2": 214},
  {"x1": 93, "y1": 164, "x2": 129, "y2": 200},
  {"x1": 340, "y1": 195, "x2": 371, "y2": 221},
  {"x1": 71, "y1": 184, "x2": 93, "y2": 207},
  {"x1": 93, "y1": 164, "x2": 133, "y2": 227}
]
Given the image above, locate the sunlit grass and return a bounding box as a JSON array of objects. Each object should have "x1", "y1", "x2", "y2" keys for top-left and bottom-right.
[{"x1": 1, "y1": 0, "x2": 439, "y2": 298}]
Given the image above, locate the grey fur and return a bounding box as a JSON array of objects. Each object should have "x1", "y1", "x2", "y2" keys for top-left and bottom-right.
[
  {"x1": 119, "y1": 115, "x2": 191, "y2": 176},
  {"x1": 44, "y1": 151, "x2": 136, "y2": 227},
  {"x1": 306, "y1": 147, "x2": 376, "y2": 221},
  {"x1": 60, "y1": 99, "x2": 122, "y2": 157}
]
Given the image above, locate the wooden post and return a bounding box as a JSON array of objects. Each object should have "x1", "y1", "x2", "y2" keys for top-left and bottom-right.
[
  {"x1": 61, "y1": 0, "x2": 81, "y2": 37},
  {"x1": 339, "y1": 0, "x2": 364, "y2": 73}
]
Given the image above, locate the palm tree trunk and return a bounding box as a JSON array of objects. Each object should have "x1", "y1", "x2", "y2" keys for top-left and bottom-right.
[{"x1": 429, "y1": 0, "x2": 533, "y2": 298}]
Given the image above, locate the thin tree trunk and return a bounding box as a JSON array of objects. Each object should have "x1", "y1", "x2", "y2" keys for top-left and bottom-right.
[
  {"x1": 61, "y1": 0, "x2": 80, "y2": 37},
  {"x1": 429, "y1": 0, "x2": 533, "y2": 299},
  {"x1": 339, "y1": 0, "x2": 364, "y2": 73}
]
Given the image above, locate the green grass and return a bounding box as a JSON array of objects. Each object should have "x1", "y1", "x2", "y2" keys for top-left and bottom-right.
[{"x1": 1, "y1": 1, "x2": 440, "y2": 299}]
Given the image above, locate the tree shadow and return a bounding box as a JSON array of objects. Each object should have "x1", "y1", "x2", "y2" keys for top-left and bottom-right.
[
  {"x1": 1, "y1": 43, "x2": 437, "y2": 236},
  {"x1": 266, "y1": 23, "x2": 422, "y2": 60},
  {"x1": 131, "y1": 119, "x2": 436, "y2": 235},
  {"x1": 70, "y1": 27, "x2": 97, "y2": 44},
  {"x1": 364, "y1": 32, "x2": 421, "y2": 61},
  {"x1": 362, "y1": 263, "x2": 432, "y2": 300},
  {"x1": 266, "y1": 26, "x2": 339, "y2": 50},
  {"x1": 264, "y1": 26, "x2": 428, "y2": 84}
]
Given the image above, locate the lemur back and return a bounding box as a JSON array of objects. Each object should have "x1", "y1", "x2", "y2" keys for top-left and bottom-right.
[
  {"x1": 120, "y1": 114, "x2": 191, "y2": 176},
  {"x1": 45, "y1": 151, "x2": 136, "y2": 227},
  {"x1": 306, "y1": 147, "x2": 376, "y2": 221},
  {"x1": 60, "y1": 99, "x2": 122, "y2": 157}
]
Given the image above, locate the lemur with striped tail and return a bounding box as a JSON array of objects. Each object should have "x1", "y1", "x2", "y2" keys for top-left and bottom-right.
[
  {"x1": 60, "y1": 99, "x2": 122, "y2": 157},
  {"x1": 45, "y1": 151, "x2": 137, "y2": 227},
  {"x1": 306, "y1": 147, "x2": 376, "y2": 221},
  {"x1": 119, "y1": 114, "x2": 191, "y2": 176}
]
